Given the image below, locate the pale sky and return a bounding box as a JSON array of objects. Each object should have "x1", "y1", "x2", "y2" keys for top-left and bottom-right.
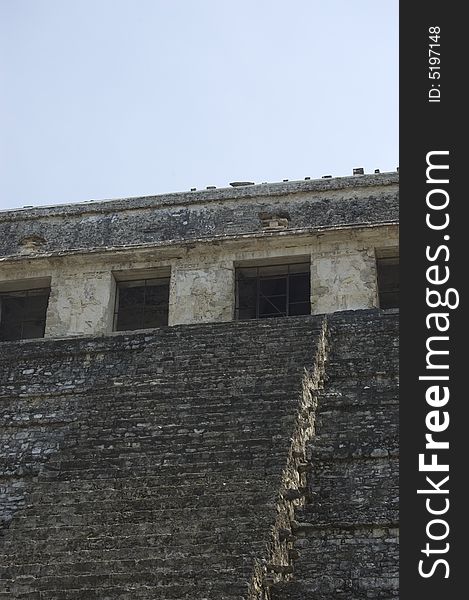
[{"x1": 0, "y1": 0, "x2": 398, "y2": 210}]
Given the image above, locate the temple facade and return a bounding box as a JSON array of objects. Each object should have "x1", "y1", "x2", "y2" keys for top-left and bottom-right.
[{"x1": 0, "y1": 173, "x2": 399, "y2": 599}]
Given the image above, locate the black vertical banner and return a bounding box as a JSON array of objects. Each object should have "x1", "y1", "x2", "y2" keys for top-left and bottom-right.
[{"x1": 400, "y1": 3, "x2": 465, "y2": 599}]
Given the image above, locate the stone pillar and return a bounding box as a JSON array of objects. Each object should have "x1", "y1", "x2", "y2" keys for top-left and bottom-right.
[
  {"x1": 169, "y1": 259, "x2": 235, "y2": 325},
  {"x1": 311, "y1": 247, "x2": 377, "y2": 314},
  {"x1": 45, "y1": 270, "x2": 115, "y2": 337}
]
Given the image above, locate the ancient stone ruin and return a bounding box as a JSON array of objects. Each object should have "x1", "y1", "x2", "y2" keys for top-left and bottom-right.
[{"x1": 0, "y1": 173, "x2": 399, "y2": 599}]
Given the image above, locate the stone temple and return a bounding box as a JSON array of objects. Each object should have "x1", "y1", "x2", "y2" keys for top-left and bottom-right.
[{"x1": 0, "y1": 172, "x2": 399, "y2": 599}]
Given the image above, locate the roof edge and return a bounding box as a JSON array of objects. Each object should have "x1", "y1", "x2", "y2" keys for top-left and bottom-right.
[{"x1": 0, "y1": 172, "x2": 399, "y2": 222}]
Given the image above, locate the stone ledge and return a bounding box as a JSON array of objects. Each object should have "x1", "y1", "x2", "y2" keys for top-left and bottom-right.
[{"x1": 0, "y1": 172, "x2": 399, "y2": 222}]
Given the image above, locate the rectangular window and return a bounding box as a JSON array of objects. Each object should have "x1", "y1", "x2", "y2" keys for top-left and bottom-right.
[
  {"x1": 0, "y1": 287, "x2": 50, "y2": 341},
  {"x1": 377, "y1": 256, "x2": 399, "y2": 309},
  {"x1": 235, "y1": 262, "x2": 311, "y2": 320},
  {"x1": 113, "y1": 277, "x2": 170, "y2": 331}
]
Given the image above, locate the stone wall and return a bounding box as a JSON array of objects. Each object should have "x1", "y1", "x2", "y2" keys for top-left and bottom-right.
[
  {"x1": 271, "y1": 311, "x2": 399, "y2": 600},
  {"x1": 0, "y1": 316, "x2": 326, "y2": 599},
  {"x1": 0, "y1": 174, "x2": 398, "y2": 260},
  {"x1": 0, "y1": 226, "x2": 398, "y2": 335},
  {"x1": 0, "y1": 310, "x2": 399, "y2": 599},
  {"x1": 0, "y1": 174, "x2": 398, "y2": 335}
]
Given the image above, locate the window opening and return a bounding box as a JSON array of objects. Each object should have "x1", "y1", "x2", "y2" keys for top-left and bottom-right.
[
  {"x1": 377, "y1": 257, "x2": 399, "y2": 309},
  {"x1": 235, "y1": 262, "x2": 310, "y2": 320},
  {"x1": 114, "y1": 277, "x2": 170, "y2": 331},
  {"x1": 0, "y1": 287, "x2": 50, "y2": 341}
]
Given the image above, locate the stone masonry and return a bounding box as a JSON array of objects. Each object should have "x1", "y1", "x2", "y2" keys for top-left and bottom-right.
[
  {"x1": 0, "y1": 174, "x2": 398, "y2": 332},
  {"x1": 0, "y1": 174, "x2": 398, "y2": 259},
  {"x1": 0, "y1": 316, "x2": 326, "y2": 599},
  {"x1": 271, "y1": 311, "x2": 399, "y2": 600},
  {"x1": 0, "y1": 310, "x2": 398, "y2": 599},
  {"x1": 0, "y1": 173, "x2": 399, "y2": 599}
]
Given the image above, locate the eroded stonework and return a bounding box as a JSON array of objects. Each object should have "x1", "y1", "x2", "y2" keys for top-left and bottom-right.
[
  {"x1": 0, "y1": 174, "x2": 398, "y2": 335},
  {"x1": 0, "y1": 173, "x2": 399, "y2": 599}
]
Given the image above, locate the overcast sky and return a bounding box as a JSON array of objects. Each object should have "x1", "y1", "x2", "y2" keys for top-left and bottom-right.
[{"x1": 0, "y1": 0, "x2": 398, "y2": 210}]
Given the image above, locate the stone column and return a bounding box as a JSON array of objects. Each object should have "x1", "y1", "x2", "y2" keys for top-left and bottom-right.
[
  {"x1": 311, "y1": 247, "x2": 377, "y2": 314},
  {"x1": 45, "y1": 270, "x2": 115, "y2": 337},
  {"x1": 169, "y1": 259, "x2": 235, "y2": 325}
]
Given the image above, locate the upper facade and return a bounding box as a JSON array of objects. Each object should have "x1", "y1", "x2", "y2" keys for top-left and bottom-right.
[{"x1": 0, "y1": 172, "x2": 399, "y2": 341}]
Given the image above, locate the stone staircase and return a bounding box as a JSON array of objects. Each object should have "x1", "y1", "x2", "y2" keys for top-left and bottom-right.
[
  {"x1": 0, "y1": 317, "x2": 326, "y2": 600},
  {"x1": 270, "y1": 310, "x2": 399, "y2": 599}
]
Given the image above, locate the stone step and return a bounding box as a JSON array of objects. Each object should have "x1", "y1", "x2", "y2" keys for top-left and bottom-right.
[
  {"x1": 0, "y1": 398, "x2": 302, "y2": 427},
  {"x1": 37, "y1": 451, "x2": 289, "y2": 476},
  {"x1": 21, "y1": 464, "x2": 283, "y2": 487},
  {"x1": 22, "y1": 489, "x2": 276, "y2": 513},
  {"x1": 4, "y1": 499, "x2": 276, "y2": 528},
  {"x1": 270, "y1": 580, "x2": 399, "y2": 600},
  {"x1": 0, "y1": 578, "x2": 252, "y2": 599},
  {"x1": 0, "y1": 424, "x2": 296, "y2": 453},
  {"x1": 2, "y1": 463, "x2": 284, "y2": 486},
  {"x1": 2, "y1": 460, "x2": 287, "y2": 481},
  {"x1": 10, "y1": 503, "x2": 276, "y2": 531},
  {"x1": 26, "y1": 477, "x2": 279, "y2": 506},
  {"x1": 0, "y1": 539, "x2": 268, "y2": 565},
  {"x1": 6, "y1": 510, "x2": 275, "y2": 538},
  {"x1": 1, "y1": 527, "x2": 264, "y2": 554},
  {"x1": 17, "y1": 498, "x2": 272, "y2": 522},
  {"x1": 41, "y1": 432, "x2": 292, "y2": 455},
  {"x1": 270, "y1": 312, "x2": 399, "y2": 599},
  {"x1": 0, "y1": 381, "x2": 305, "y2": 404},
  {"x1": 310, "y1": 422, "x2": 398, "y2": 457},
  {"x1": 71, "y1": 423, "x2": 293, "y2": 442},
  {"x1": 0, "y1": 388, "x2": 302, "y2": 409},
  {"x1": 317, "y1": 387, "x2": 398, "y2": 408},
  {"x1": 0, "y1": 369, "x2": 309, "y2": 388},
  {"x1": 323, "y1": 367, "x2": 398, "y2": 381},
  {"x1": 26, "y1": 470, "x2": 279, "y2": 495},
  {"x1": 0, "y1": 405, "x2": 299, "y2": 429},
  {"x1": 0, "y1": 316, "x2": 324, "y2": 597},
  {"x1": 0, "y1": 572, "x2": 252, "y2": 599},
  {"x1": 0, "y1": 551, "x2": 259, "y2": 579},
  {"x1": 1, "y1": 356, "x2": 311, "y2": 375}
]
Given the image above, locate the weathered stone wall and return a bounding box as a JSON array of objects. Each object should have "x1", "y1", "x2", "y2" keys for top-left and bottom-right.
[
  {"x1": 271, "y1": 310, "x2": 399, "y2": 600},
  {"x1": 0, "y1": 174, "x2": 398, "y2": 260},
  {"x1": 0, "y1": 311, "x2": 399, "y2": 599},
  {"x1": 0, "y1": 174, "x2": 398, "y2": 335},
  {"x1": 0, "y1": 316, "x2": 326, "y2": 599},
  {"x1": 0, "y1": 225, "x2": 398, "y2": 335},
  {"x1": 169, "y1": 258, "x2": 235, "y2": 325}
]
